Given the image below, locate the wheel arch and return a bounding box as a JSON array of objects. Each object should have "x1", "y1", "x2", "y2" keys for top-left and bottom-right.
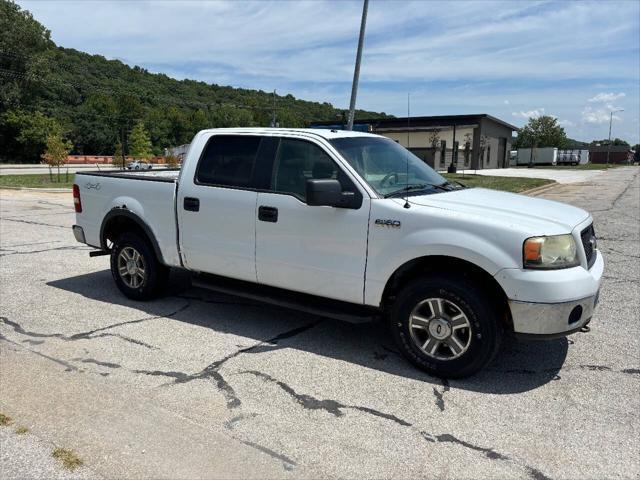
[
  {"x1": 100, "y1": 208, "x2": 166, "y2": 265},
  {"x1": 381, "y1": 255, "x2": 513, "y2": 330}
]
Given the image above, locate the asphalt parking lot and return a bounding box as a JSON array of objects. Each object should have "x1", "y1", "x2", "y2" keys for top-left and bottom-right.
[
  {"x1": 1, "y1": 167, "x2": 639, "y2": 479},
  {"x1": 456, "y1": 167, "x2": 605, "y2": 184}
]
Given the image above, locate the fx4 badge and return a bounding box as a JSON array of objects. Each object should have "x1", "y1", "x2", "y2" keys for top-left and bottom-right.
[{"x1": 375, "y1": 219, "x2": 401, "y2": 228}]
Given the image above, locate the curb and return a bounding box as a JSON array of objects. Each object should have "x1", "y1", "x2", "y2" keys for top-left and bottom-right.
[
  {"x1": 0, "y1": 186, "x2": 72, "y2": 193},
  {"x1": 520, "y1": 182, "x2": 559, "y2": 196}
]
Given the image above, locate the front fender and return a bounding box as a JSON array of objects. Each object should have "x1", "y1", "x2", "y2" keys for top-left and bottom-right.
[{"x1": 364, "y1": 227, "x2": 520, "y2": 306}]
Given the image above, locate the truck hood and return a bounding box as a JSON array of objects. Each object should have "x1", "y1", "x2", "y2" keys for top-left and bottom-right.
[{"x1": 407, "y1": 188, "x2": 589, "y2": 233}]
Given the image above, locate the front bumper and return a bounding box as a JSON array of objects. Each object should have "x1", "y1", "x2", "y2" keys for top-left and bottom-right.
[
  {"x1": 510, "y1": 292, "x2": 598, "y2": 338},
  {"x1": 496, "y1": 249, "x2": 603, "y2": 338}
]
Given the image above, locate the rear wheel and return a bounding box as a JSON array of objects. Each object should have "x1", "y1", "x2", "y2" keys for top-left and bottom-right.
[
  {"x1": 390, "y1": 274, "x2": 503, "y2": 378},
  {"x1": 110, "y1": 232, "x2": 168, "y2": 300}
]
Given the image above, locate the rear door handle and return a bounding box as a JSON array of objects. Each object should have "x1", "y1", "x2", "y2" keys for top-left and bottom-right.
[
  {"x1": 258, "y1": 205, "x2": 278, "y2": 222},
  {"x1": 183, "y1": 197, "x2": 200, "y2": 212}
]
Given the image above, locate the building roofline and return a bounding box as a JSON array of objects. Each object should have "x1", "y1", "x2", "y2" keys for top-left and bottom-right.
[{"x1": 311, "y1": 114, "x2": 519, "y2": 132}]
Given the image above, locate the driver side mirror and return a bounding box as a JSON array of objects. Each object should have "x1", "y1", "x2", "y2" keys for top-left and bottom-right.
[{"x1": 306, "y1": 179, "x2": 342, "y2": 207}]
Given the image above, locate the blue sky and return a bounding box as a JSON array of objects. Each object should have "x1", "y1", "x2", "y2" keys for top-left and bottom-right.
[{"x1": 20, "y1": 0, "x2": 640, "y2": 143}]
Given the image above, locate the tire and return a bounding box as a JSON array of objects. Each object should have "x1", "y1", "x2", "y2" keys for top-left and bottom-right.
[
  {"x1": 390, "y1": 274, "x2": 503, "y2": 378},
  {"x1": 110, "y1": 231, "x2": 168, "y2": 300}
]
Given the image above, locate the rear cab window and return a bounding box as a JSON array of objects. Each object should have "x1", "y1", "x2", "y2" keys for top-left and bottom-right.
[{"x1": 195, "y1": 135, "x2": 262, "y2": 188}]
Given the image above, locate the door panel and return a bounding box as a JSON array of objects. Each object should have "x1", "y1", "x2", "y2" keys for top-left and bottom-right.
[
  {"x1": 255, "y1": 137, "x2": 370, "y2": 304},
  {"x1": 179, "y1": 187, "x2": 257, "y2": 281},
  {"x1": 256, "y1": 192, "x2": 369, "y2": 303},
  {"x1": 177, "y1": 135, "x2": 261, "y2": 282}
]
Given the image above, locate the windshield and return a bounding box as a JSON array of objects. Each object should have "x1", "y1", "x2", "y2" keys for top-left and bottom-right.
[{"x1": 330, "y1": 136, "x2": 448, "y2": 197}]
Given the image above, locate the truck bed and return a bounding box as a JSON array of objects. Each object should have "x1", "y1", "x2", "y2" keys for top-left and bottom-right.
[
  {"x1": 76, "y1": 169, "x2": 181, "y2": 182},
  {"x1": 74, "y1": 169, "x2": 181, "y2": 266}
]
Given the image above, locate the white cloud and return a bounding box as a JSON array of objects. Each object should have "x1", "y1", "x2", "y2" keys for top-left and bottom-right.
[
  {"x1": 581, "y1": 107, "x2": 622, "y2": 124},
  {"x1": 15, "y1": 0, "x2": 640, "y2": 144},
  {"x1": 558, "y1": 119, "x2": 575, "y2": 127},
  {"x1": 512, "y1": 108, "x2": 545, "y2": 119},
  {"x1": 588, "y1": 92, "x2": 626, "y2": 103}
]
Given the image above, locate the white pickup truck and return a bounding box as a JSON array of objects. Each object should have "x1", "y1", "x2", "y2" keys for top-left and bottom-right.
[{"x1": 72, "y1": 128, "x2": 603, "y2": 377}]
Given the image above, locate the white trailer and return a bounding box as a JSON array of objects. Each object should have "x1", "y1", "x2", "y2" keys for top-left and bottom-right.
[
  {"x1": 557, "y1": 149, "x2": 589, "y2": 165},
  {"x1": 516, "y1": 147, "x2": 558, "y2": 166}
]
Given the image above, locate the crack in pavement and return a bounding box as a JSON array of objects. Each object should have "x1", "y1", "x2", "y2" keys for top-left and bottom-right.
[
  {"x1": 0, "y1": 245, "x2": 91, "y2": 257},
  {"x1": 0, "y1": 240, "x2": 60, "y2": 248},
  {"x1": 0, "y1": 310, "x2": 321, "y2": 413},
  {"x1": 495, "y1": 363, "x2": 640, "y2": 377},
  {"x1": 0, "y1": 218, "x2": 68, "y2": 229},
  {"x1": 0, "y1": 333, "x2": 78, "y2": 372},
  {"x1": 242, "y1": 369, "x2": 549, "y2": 479},
  {"x1": 72, "y1": 357, "x2": 122, "y2": 369},
  {"x1": 0, "y1": 304, "x2": 189, "y2": 348},
  {"x1": 433, "y1": 378, "x2": 450, "y2": 412},
  {"x1": 421, "y1": 433, "x2": 552, "y2": 480},
  {"x1": 154, "y1": 320, "x2": 324, "y2": 410},
  {"x1": 242, "y1": 370, "x2": 411, "y2": 426},
  {"x1": 239, "y1": 439, "x2": 296, "y2": 471}
]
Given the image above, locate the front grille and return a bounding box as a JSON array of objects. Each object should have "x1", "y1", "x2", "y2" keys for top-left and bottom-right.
[{"x1": 581, "y1": 224, "x2": 597, "y2": 269}]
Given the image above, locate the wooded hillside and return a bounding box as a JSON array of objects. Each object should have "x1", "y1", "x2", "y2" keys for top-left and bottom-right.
[{"x1": 0, "y1": 0, "x2": 389, "y2": 162}]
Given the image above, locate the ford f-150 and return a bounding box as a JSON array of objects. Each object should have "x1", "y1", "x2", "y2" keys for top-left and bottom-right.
[{"x1": 72, "y1": 128, "x2": 603, "y2": 377}]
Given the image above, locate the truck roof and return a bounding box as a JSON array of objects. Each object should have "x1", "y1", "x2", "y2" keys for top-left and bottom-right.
[{"x1": 196, "y1": 127, "x2": 380, "y2": 140}]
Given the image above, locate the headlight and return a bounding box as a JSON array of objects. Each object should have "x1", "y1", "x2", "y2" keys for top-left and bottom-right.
[{"x1": 523, "y1": 234, "x2": 579, "y2": 269}]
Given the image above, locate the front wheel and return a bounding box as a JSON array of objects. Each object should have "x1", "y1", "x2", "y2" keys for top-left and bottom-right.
[
  {"x1": 390, "y1": 274, "x2": 503, "y2": 378},
  {"x1": 110, "y1": 232, "x2": 168, "y2": 300}
]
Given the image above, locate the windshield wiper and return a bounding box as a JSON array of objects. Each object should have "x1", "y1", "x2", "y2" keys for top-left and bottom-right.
[
  {"x1": 383, "y1": 183, "x2": 447, "y2": 198},
  {"x1": 442, "y1": 180, "x2": 467, "y2": 189}
]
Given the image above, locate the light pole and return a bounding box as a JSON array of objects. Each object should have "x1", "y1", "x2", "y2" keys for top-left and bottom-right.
[
  {"x1": 347, "y1": 0, "x2": 369, "y2": 131},
  {"x1": 606, "y1": 108, "x2": 624, "y2": 165}
]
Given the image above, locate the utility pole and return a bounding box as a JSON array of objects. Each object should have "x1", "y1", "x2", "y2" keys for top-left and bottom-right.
[
  {"x1": 606, "y1": 108, "x2": 624, "y2": 165},
  {"x1": 271, "y1": 89, "x2": 277, "y2": 128},
  {"x1": 347, "y1": 0, "x2": 369, "y2": 131}
]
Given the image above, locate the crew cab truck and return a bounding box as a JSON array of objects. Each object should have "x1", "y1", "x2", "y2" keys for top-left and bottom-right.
[{"x1": 72, "y1": 128, "x2": 603, "y2": 378}]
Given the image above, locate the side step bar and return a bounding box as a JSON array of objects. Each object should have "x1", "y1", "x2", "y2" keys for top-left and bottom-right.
[{"x1": 191, "y1": 272, "x2": 378, "y2": 324}]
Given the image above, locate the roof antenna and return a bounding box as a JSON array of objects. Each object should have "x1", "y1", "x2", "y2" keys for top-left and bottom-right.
[{"x1": 404, "y1": 93, "x2": 411, "y2": 209}]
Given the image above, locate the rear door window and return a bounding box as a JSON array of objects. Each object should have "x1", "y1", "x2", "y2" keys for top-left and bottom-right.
[{"x1": 196, "y1": 135, "x2": 261, "y2": 188}]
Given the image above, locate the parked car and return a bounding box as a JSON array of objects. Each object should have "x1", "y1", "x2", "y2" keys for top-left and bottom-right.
[
  {"x1": 72, "y1": 128, "x2": 603, "y2": 378},
  {"x1": 126, "y1": 160, "x2": 153, "y2": 170}
]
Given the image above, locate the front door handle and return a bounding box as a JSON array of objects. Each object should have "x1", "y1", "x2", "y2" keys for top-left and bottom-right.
[
  {"x1": 258, "y1": 205, "x2": 278, "y2": 222},
  {"x1": 183, "y1": 197, "x2": 200, "y2": 212}
]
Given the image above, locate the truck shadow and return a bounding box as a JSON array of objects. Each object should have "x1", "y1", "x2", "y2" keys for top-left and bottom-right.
[{"x1": 47, "y1": 269, "x2": 569, "y2": 394}]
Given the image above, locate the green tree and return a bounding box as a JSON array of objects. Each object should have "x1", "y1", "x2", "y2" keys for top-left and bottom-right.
[
  {"x1": 41, "y1": 133, "x2": 72, "y2": 181},
  {"x1": 128, "y1": 121, "x2": 153, "y2": 160},
  {"x1": 0, "y1": 0, "x2": 52, "y2": 110},
  {"x1": 71, "y1": 94, "x2": 119, "y2": 154},
  {"x1": 112, "y1": 140, "x2": 125, "y2": 168},
  {"x1": 1, "y1": 110, "x2": 61, "y2": 162},
  {"x1": 0, "y1": 1, "x2": 390, "y2": 163},
  {"x1": 164, "y1": 153, "x2": 179, "y2": 168},
  {"x1": 428, "y1": 129, "x2": 441, "y2": 149},
  {"x1": 590, "y1": 138, "x2": 630, "y2": 147},
  {"x1": 513, "y1": 116, "x2": 568, "y2": 149}
]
